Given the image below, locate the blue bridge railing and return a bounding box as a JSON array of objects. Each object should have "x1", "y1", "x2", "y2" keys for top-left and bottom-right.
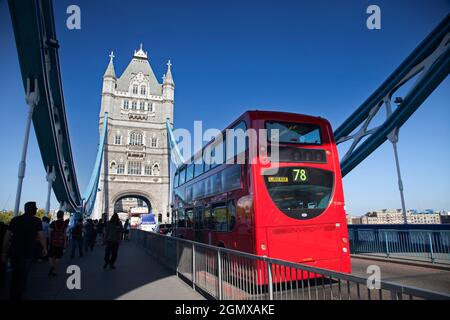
[{"x1": 348, "y1": 225, "x2": 450, "y2": 264}]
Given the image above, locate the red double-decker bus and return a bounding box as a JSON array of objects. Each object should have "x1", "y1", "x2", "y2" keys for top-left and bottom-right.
[{"x1": 172, "y1": 111, "x2": 351, "y2": 274}]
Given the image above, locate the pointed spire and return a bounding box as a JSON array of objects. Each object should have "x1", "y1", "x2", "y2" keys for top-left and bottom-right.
[
  {"x1": 134, "y1": 43, "x2": 148, "y2": 59},
  {"x1": 103, "y1": 51, "x2": 116, "y2": 78},
  {"x1": 163, "y1": 59, "x2": 174, "y2": 85}
]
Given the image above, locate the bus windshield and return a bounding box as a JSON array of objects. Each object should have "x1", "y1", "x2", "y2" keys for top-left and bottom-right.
[
  {"x1": 266, "y1": 121, "x2": 322, "y2": 145},
  {"x1": 264, "y1": 167, "x2": 333, "y2": 219}
]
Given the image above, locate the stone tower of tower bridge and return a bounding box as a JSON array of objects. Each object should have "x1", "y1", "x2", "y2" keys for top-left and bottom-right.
[{"x1": 92, "y1": 44, "x2": 174, "y2": 223}]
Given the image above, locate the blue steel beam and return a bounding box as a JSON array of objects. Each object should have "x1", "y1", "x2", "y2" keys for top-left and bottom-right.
[
  {"x1": 334, "y1": 15, "x2": 449, "y2": 141},
  {"x1": 340, "y1": 48, "x2": 449, "y2": 176},
  {"x1": 81, "y1": 113, "x2": 108, "y2": 217},
  {"x1": 8, "y1": 0, "x2": 82, "y2": 212},
  {"x1": 166, "y1": 119, "x2": 185, "y2": 168},
  {"x1": 335, "y1": 15, "x2": 449, "y2": 177}
]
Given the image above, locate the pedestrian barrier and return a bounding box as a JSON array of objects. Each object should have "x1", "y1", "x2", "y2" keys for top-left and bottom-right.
[
  {"x1": 348, "y1": 228, "x2": 450, "y2": 264},
  {"x1": 131, "y1": 229, "x2": 450, "y2": 300}
]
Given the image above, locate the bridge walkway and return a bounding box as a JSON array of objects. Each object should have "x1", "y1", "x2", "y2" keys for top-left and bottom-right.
[{"x1": 0, "y1": 240, "x2": 203, "y2": 300}]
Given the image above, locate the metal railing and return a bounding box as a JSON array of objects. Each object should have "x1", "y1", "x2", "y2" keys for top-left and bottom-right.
[
  {"x1": 131, "y1": 229, "x2": 450, "y2": 300},
  {"x1": 348, "y1": 228, "x2": 450, "y2": 264}
]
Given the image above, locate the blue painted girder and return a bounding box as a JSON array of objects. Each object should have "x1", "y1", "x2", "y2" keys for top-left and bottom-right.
[
  {"x1": 335, "y1": 15, "x2": 449, "y2": 177},
  {"x1": 8, "y1": 0, "x2": 82, "y2": 211}
]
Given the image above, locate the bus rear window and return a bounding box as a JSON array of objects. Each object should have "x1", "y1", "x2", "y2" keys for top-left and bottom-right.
[
  {"x1": 264, "y1": 167, "x2": 333, "y2": 220},
  {"x1": 266, "y1": 121, "x2": 322, "y2": 145}
]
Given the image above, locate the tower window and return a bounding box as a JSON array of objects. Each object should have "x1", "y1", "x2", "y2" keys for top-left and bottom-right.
[
  {"x1": 139, "y1": 101, "x2": 145, "y2": 110},
  {"x1": 151, "y1": 137, "x2": 158, "y2": 148},
  {"x1": 149, "y1": 103, "x2": 154, "y2": 112},
  {"x1": 123, "y1": 100, "x2": 129, "y2": 109},
  {"x1": 130, "y1": 131, "x2": 143, "y2": 146},
  {"x1": 114, "y1": 135, "x2": 122, "y2": 145},
  {"x1": 132, "y1": 85, "x2": 138, "y2": 95},
  {"x1": 127, "y1": 161, "x2": 142, "y2": 175},
  {"x1": 132, "y1": 101, "x2": 137, "y2": 110},
  {"x1": 117, "y1": 164, "x2": 125, "y2": 174},
  {"x1": 141, "y1": 86, "x2": 146, "y2": 95},
  {"x1": 144, "y1": 165, "x2": 152, "y2": 176}
]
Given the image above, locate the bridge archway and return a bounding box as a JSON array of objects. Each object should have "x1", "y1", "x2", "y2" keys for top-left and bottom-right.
[{"x1": 111, "y1": 191, "x2": 153, "y2": 222}]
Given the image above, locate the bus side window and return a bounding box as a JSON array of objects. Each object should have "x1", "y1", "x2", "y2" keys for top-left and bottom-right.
[
  {"x1": 178, "y1": 209, "x2": 185, "y2": 228},
  {"x1": 185, "y1": 208, "x2": 193, "y2": 228},
  {"x1": 203, "y1": 207, "x2": 213, "y2": 230},
  {"x1": 174, "y1": 171, "x2": 179, "y2": 187},
  {"x1": 194, "y1": 207, "x2": 203, "y2": 229},
  {"x1": 227, "y1": 200, "x2": 236, "y2": 231},
  {"x1": 173, "y1": 210, "x2": 178, "y2": 228},
  {"x1": 226, "y1": 121, "x2": 248, "y2": 164},
  {"x1": 212, "y1": 203, "x2": 227, "y2": 232},
  {"x1": 186, "y1": 164, "x2": 194, "y2": 182}
]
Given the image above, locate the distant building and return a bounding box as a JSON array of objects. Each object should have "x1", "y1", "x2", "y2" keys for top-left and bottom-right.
[
  {"x1": 440, "y1": 215, "x2": 450, "y2": 224},
  {"x1": 346, "y1": 215, "x2": 362, "y2": 225},
  {"x1": 361, "y1": 209, "x2": 441, "y2": 225}
]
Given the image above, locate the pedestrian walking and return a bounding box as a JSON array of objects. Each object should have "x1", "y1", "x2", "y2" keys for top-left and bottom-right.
[
  {"x1": 103, "y1": 213, "x2": 123, "y2": 269},
  {"x1": 123, "y1": 219, "x2": 130, "y2": 241},
  {"x1": 70, "y1": 219, "x2": 84, "y2": 259},
  {"x1": 1, "y1": 202, "x2": 47, "y2": 300},
  {"x1": 41, "y1": 216, "x2": 50, "y2": 258},
  {"x1": 47, "y1": 211, "x2": 67, "y2": 276},
  {"x1": 96, "y1": 219, "x2": 104, "y2": 246},
  {"x1": 83, "y1": 219, "x2": 95, "y2": 252}
]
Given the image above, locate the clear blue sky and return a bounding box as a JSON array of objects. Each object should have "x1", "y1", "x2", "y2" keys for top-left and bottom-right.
[{"x1": 0, "y1": 0, "x2": 449, "y2": 215}]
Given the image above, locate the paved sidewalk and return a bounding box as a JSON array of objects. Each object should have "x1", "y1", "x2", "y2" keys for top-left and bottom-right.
[{"x1": 0, "y1": 241, "x2": 203, "y2": 300}]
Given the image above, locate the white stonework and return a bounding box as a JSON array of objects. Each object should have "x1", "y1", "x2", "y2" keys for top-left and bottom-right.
[{"x1": 92, "y1": 45, "x2": 174, "y2": 223}]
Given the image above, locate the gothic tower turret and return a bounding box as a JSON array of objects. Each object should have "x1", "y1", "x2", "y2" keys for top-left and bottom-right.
[
  {"x1": 100, "y1": 51, "x2": 116, "y2": 115},
  {"x1": 162, "y1": 60, "x2": 175, "y2": 124}
]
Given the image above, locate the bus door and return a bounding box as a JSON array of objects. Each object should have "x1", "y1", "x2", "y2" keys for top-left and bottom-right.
[{"x1": 194, "y1": 206, "x2": 203, "y2": 242}]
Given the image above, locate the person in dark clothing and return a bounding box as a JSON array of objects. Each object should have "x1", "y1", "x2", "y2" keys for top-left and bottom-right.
[
  {"x1": 123, "y1": 219, "x2": 130, "y2": 241},
  {"x1": 83, "y1": 219, "x2": 95, "y2": 252},
  {"x1": 48, "y1": 211, "x2": 67, "y2": 276},
  {"x1": 70, "y1": 219, "x2": 84, "y2": 259},
  {"x1": 0, "y1": 221, "x2": 7, "y2": 286},
  {"x1": 103, "y1": 213, "x2": 123, "y2": 269},
  {"x1": 96, "y1": 219, "x2": 104, "y2": 246},
  {"x1": 1, "y1": 202, "x2": 47, "y2": 300}
]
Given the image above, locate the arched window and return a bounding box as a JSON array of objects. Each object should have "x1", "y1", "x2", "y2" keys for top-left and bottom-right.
[
  {"x1": 139, "y1": 101, "x2": 145, "y2": 110},
  {"x1": 148, "y1": 102, "x2": 154, "y2": 112},
  {"x1": 140, "y1": 85, "x2": 146, "y2": 95},
  {"x1": 131, "y1": 101, "x2": 137, "y2": 110},
  {"x1": 152, "y1": 163, "x2": 160, "y2": 176},
  {"x1": 130, "y1": 131, "x2": 143, "y2": 146},
  {"x1": 110, "y1": 161, "x2": 117, "y2": 173},
  {"x1": 123, "y1": 100, "x2": 129, "y2": 109},
  {"x1": 132, "y1": 85, "x2": 138, "y2": 95}
]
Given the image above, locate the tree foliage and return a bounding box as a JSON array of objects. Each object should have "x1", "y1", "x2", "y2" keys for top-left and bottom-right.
[
  {"x1": 0, "y1": 208, "x2": 52, "y2": 225},
  {"x1": 0, "y1": 210, "x2": 14, "y2": 225}
]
